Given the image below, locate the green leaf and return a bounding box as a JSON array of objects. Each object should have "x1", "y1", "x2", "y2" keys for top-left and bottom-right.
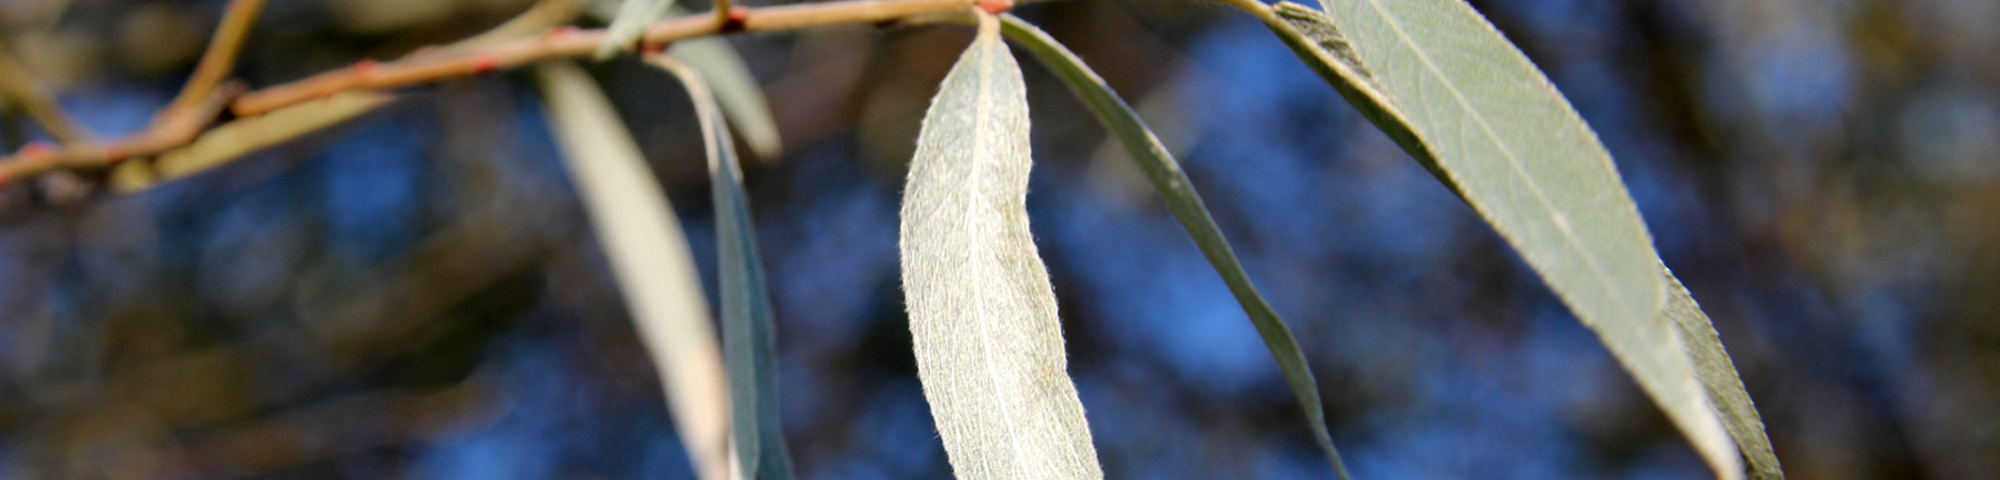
[
  {"x1": 1255, "y1": 1, "x2": 1764, "y2": 478},
  {"x1": 1261, "y1": 3, "x2": 1442, "y2": 196},
  {"x1": 647, "y1": 54, "x2": 797, "y2": 480},
  {"x1": 1665, "y1": 268, "x2": 1784, "y2": 480},
  {"x1": 597, "y1": 0, "x2": 678, "y2": 59},
  {"x1": 532, "y1": 61, "x2": 732, "y2": 480},
  {"x1": 997, "y1": 14, "x2": 1352, "y2": 480},
  {"x1": 899, "y1": 12, "x2": 1102, "y2": 480}
]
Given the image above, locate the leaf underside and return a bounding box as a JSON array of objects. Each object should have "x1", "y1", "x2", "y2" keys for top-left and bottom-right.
[
  {"x1": 1261, "y1": 1, "x2": 1771, "y2": 478},
  {"x1": 997, "y1": 14, "x2": 1351, "y2": 480},
  {"x1": 899, "y1": 12, "x2": 1103, "y2": 480},
  {"x1": 649, "y1": 54, "x2": 797, "y2": 480},
  {"x1": 533, "y1": 61, "x2": 732, "y2": 480}
]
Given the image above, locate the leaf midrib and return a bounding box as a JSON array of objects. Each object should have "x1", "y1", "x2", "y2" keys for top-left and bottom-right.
[{"x1": 958, "y1": 32, "x2": 1032, "y2": 476}]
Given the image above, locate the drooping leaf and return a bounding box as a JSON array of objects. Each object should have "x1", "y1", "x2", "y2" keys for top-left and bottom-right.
[
  {"x1": 648, "y1": 54, "x2": 796, "y2": 480},
  {"x1": 597, "y1": 0, "x2": 678, "y2": 59},
  {"x1": 1256, "y1": 1, "x2": 1757, "y2": 478},
  {"x1": 669, "y1": 38, "x2": 785, "y2": 161},
  {"x1": 1665, "y1": 268, "x2": 1784, "y2": 479},
  {"x1": 533, "y1": 61, "x2": 732, "y2": 480},
  {"x1": 899, "y1": 12, "x2": 1102, "y2": 480},
  {"x1": 997, "y1": 15, "x2": 1351, "y2": 480},
  {"x1": 585, "y1": 3, "x2": 786, "y2": 161}
]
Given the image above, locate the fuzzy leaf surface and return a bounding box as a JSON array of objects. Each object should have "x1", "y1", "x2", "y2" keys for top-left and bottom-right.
[{"x1": 898, "y1": 13, "x2": 1102, "y2": 480}]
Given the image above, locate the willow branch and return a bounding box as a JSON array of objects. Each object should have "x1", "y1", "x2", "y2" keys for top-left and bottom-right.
[
  {"x1": 0, "y1": 46, "x2": 91, "y2": 144},
  {"x1": 229, "y1": 0, "x2": 1010, "y2": 117},
  {"x1": 163, "y1": 0, "x2": 269, "y2": 117},
  {"x1": 0, "y1": 82, "x2": 242, "y2": 182},
  {"x1": 0, "y1": 0, "x2": 1028, "y2": 187}
]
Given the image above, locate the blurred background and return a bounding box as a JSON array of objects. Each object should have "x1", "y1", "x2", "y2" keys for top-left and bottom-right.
[{"x1": 0, "y1": 0, "x2": 1995, "y2": 478}]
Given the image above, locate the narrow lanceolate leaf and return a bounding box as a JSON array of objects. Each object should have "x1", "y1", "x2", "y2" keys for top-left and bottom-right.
[
  {"x1": 900, "y1": 12, "x2": 1101, "y2": 480},
  {"x1": 998, "y1": 15, "x2": 1351, "y2": 480},
  {"x1": 1260, "y1": 1, "x2": 1757, "y2": 478},
  {"x1": 1665, "y1": 269, "x2": 1784, "y2": 480},
  {"x1": 533, "y1": 61, "x2": 732, "y2": 480},
  {"x1": 583, "y1": 4, "x2": 785, "y2": 160},
  {"x1": 1263, "y1": 3, "x2": 1442, "y2": 194},
  {"x1": 669, "y1": 38, "x2": 786, "y2": 161},
  {"x1": 648, "y1": 54, "x2": 796, "y2": 480},
  {"x1": 596, "y1": 0, "x2": 678, "y2": 59}
]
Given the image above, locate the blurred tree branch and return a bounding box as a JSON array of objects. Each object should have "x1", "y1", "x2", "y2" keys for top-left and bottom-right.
[
  {"x1": 161, "y1": 0, "x2": 268, "y2": 120},
  {"x1": 0, "y1": 0, "x2": 1039, "y2": 188},
  {"x1": 0, "y1": 45, "x2": 91, "y2": 145}
]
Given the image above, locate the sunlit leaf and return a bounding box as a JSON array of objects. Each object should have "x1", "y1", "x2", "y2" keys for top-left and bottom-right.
[
  {"x1": 532, "y1": 61, "x2": 732, "y2": 480},
  {"x1": 648, "y1": 54, "x2": 796, "y2": 480},
  {"x1": 997, "y1": 14, "x2": 1351, "y2": 480},
  {"x1": 1257, "y1": 1, "x2": 1757, "y2": 478},
  {"x1": 899, "y1": 12, "x2": 1102, "y2": 480},
  {"x1": 597, "y1": 0, "x2": 678, "y2": 59}
]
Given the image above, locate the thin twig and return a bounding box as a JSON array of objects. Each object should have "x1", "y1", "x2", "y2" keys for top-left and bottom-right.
[
  {"x1": 230, "y1": 0, "x2": 999, "y2": 117},
  {"x1": 0, "y1": 0, "x2": 1031, "y2": 187},
  {"x1": 0, "y1": 46, "x2": 91, "y2": 144},
  {"x1": 163, "y1": 0, "x2": 269, "y2": 118},
  {"x1": 0, "y1": 83, "x2": 242, "y2": 182}
]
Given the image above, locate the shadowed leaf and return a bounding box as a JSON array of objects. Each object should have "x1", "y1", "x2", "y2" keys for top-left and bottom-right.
[
  {"x1": 998, "y1": 14, "x2": 1351, "y2": 480},
  {"x1": 648, "y1": 54, "x2": 796, "y2": 480}
]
